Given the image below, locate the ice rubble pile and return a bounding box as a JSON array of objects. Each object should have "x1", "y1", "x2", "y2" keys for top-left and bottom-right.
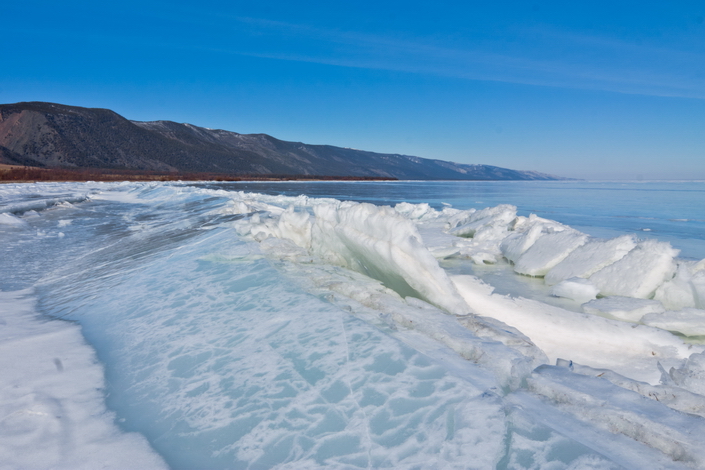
[
  {"x1": 431, "y1": 202, "x2": 705, "y2": 337},
  {"x1": 224, "y1": 194, "x2": 705, "y2": 466},
  {"x1": 230, "y1": 197, "x2": 705, "y2": 337},
  {"x1": 5, "y1": 182, "x2": 705, "y2": 467}
]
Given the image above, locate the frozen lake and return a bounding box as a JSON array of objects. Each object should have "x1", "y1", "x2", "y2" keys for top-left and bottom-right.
[{"x1": 1, "y1": 180, "x2": 704, "y2": 469}]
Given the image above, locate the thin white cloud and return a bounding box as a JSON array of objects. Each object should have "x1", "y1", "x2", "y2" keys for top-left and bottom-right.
[
  {"x1": 213, "y1": 16, "x2": 705, "y2": 100},
  {"x1": 9, "y1": 5, "x2": 703, "y2": 100}
]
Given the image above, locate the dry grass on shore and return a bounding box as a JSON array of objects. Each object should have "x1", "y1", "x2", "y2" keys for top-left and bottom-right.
[{"x1": 0, "y1": 166, "x2": 395, "y2": 183}]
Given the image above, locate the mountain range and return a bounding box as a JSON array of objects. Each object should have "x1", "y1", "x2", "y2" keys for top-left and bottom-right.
[{"x1": 0, "y1": 102, "x2": 564, "y2": 180}]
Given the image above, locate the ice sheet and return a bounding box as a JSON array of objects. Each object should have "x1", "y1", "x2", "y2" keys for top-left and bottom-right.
[
  {"x1": 42, "y1": 228, "x2": 515, "y2": 469},
  {"x1": 3, "y1": 181, "x2": 705, "y2": 469}
]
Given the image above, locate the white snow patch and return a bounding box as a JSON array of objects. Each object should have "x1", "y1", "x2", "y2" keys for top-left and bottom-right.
[{"x1": 0, "y1": 290, "x2": 167, "y2": 470}]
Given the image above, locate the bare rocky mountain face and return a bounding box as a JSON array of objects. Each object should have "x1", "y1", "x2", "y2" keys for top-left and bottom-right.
[{"x1": 0, "y1": 102, "x2": 565, "y2": 180}]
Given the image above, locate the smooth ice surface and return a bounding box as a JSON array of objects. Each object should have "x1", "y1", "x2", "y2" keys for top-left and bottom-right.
[
  {"x1": 2, "y1": 180, "x2": 705, "y2": 469},
  {"x1": 59, "y1": 232, "x2": 508, "y2": 469}
]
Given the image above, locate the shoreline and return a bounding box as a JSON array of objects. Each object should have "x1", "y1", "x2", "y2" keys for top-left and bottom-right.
[{"x1": 0, "y1": 165, "x2": 397, "y2": 183}]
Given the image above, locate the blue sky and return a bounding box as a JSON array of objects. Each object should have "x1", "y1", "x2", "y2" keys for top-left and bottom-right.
[{"x1": 3, "y1": 1, "x2": 704, "y2": 179}]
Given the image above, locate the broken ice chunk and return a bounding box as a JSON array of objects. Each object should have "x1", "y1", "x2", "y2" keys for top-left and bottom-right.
[
  {"x1": 544, "y1": 235, "x2": 636, "y2": 285},
  {"x1": 550, "y1": 278, "x2": 599, "y2": 304},
  {"x1": 588, "y1": 240, "x2": 678, "y2": 299},
  {"x1": 641, "y1": 308, "x2": 705, "y2": 337},
  {"x1": 582, "y1": 296, "x2": 665, "y2": 322},
  {"x1": 513, "y1": 230, "x2": 588, "y2": 277}
]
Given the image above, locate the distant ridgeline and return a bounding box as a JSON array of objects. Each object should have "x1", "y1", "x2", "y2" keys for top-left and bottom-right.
[{"x1": 0, "y1": 101, "x2": 565, "y2": 180}]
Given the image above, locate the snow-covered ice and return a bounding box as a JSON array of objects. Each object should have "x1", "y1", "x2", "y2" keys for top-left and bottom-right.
[
  {"x1": 0, "y1": 290, "x2": 167, "y2": 470},
  {"x1": 589, "y1": 239, "x2": 679, "y2": 299},
  {"x1": 641, "y1": 308, "x2": 705, "y2": 336},
  {"x1": 544, "y1": 235, "x2": 637, "y2": 285},
  {"x1": 2, "y1": 180, "x2": 705, "y2": 469},
  {"x1": 582, "y1": 296, "x2": 666, "y2": 322},
  {"x1": 550, "y1": 277, "x2": 599, "y2": 304},
  {"x1": 513, "y1": 230, "x2": 588, "y2": 277}
]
